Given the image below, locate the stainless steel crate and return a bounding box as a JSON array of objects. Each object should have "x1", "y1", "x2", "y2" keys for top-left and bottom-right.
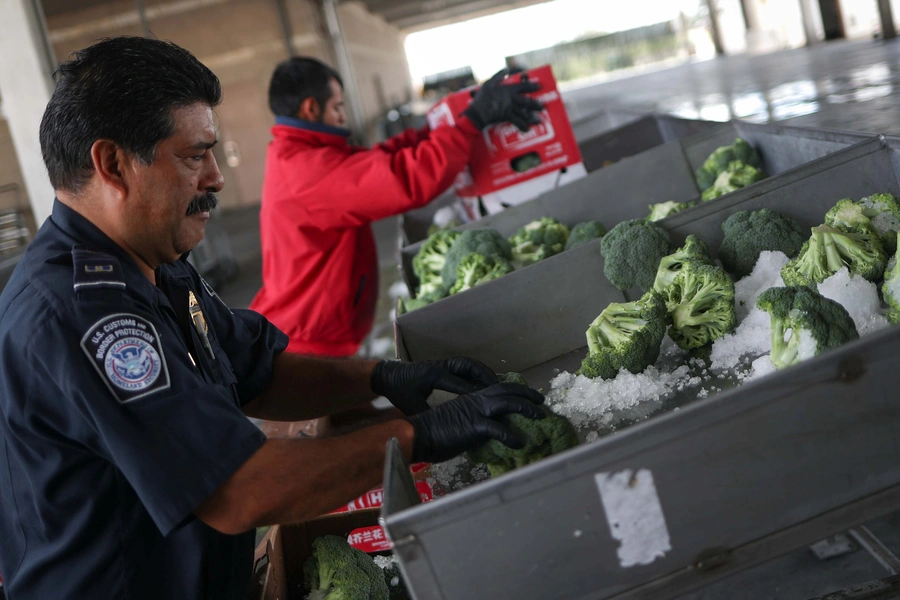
[
  {"x1": 396, "y1": 124, "x2": 875, "y2": 376},
  {"x1": 578, "y1": 114, "x2": 721, "y2": 173},
  {"x1": 384, "y1": 136, "x2": 900, "y2": 600}
]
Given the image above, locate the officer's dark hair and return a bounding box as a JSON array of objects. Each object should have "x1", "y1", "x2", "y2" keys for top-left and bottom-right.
[
  {"x1": 39, "y1": 36, "x2": 222, "y2": 193},
  {"x1": 268, "y1": 57, "x2": 343, "y2": 119}
]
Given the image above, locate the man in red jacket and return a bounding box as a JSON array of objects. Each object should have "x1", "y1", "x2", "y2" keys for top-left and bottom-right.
[{"x1": 250, "y1": 58, "x2": 541, "y2": 362}]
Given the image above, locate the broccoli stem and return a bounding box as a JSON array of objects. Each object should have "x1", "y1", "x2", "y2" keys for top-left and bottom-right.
[
  {"x1": 770, "y1": 320, "x2": 801, "y2": 368},
  {"x1": 671, "y1": 279, "x2": 721, "y2": 327},
  {"x1": 819, "y1": 231, "x2": 848, "y2": 272},
  {"x1": 587, "y1": 314, "x2": 647, "y2": 353}
]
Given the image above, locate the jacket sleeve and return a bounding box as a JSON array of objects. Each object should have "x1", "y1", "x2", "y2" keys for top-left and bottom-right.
[
  {"x1": 376, "y1": 126, "x2": 432, "y2": 153},
  {"x1": 280, "y1": 118, "x2": 481, "y2": 230}
]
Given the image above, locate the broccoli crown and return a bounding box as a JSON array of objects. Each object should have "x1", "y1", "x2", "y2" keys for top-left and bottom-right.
[
  {"x1": 498, "y1": 371, "x2": 529, "y2": 386},
  {"x1": 305, "y1": 535, "x2": 354, "y2": 593},
  {"x1": 578, "y1": 290, "x2": 668, "y2": 379},
  {"x1": 415, "y1": 278, "x2": 445, "y2": 299},
  {"x1": 882, "y1": 232, "x2": 900, "y2": 324},
  {"x1": 826, "y1": 194, "x2": 900, "y2": 255},
  {"x1": 441, "y1": 229, "x2": 512, "y2": 288},
  {"x1": 508, "y1": 217, "x2": 570, "y2": 265},
  {"x1": 448, "y1": 253, "x2": 513, "y2": 294},
  {"x1": 399, "y1": 285, "x2": 448, "y2": 315},
  {"x1": 468, "y1": 399, "x2": 579, "y2": 477},
  {"x1": 600, "y1": 219, "x2": 673, "y2": 291},
  {"x1": 653, "y1": 234, "x2": 713, "y2": 295},
  {"x1": 647, "y1": 201, "x2": 693, "y2": 222},
  {"x1": 304, "y1": 535, "x2": 389, "y2": 600},
  {"x1": 700, "y1": 161, "x2": 765, "y2": 202},
  {"x1": 380, "y1": 562, "x2": 409, "y2": 600},
  {"x1": 412, "y1": 230, "x2": 461, "y2": 292},
  {"x1": 781, "y1": 224, "x2": 888, "y2": 287},
  {"x1": 352, "y1": 550, "x2": 390, "y2": 600},
  {"x1": 756, "y1": 286, "x2": 859, "y2": 369},
  {"x1": 696, "y1": 138, "x2": 763, "y2": 191},
  {"x1": 666, "y1": 260, "x2": 736, "y2": 350},
  {"x1": 718, "y1": 209, "x2": 806, "y2": 277},
  {"x1": 565, "y1": 220, "x2": 607, "y2": 250}
]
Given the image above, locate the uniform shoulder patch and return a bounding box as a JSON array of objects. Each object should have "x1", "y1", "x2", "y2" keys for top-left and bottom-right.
[
  {"x1": 72, "y1": 247, "x2": 126, "y2": 293},
  {"x1": 80, "y1": 313, "x2": 170, "y2": 403}
]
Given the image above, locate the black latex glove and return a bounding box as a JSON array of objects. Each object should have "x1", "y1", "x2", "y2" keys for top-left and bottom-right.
[
  {"x1": 371, "y1": 357, "x2": 499, "y2": 416},
  {"x1": 408, "y1": 383, "x2": 545, "y2": 463},
  {"x1": 463, "y1": 68, "x2": 544, "y2": 132}
]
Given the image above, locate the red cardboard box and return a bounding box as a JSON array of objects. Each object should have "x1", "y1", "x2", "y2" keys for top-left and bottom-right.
[
  {"x1": 427, "y1": 65, "x2": 582, "y2": 198},
  {"x1": 328, "y1": 479, "x2": 433, "y2": 514}
]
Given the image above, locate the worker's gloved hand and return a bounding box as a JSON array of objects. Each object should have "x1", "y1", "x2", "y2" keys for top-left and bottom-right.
[
  {"x1": 408, "y1": 383, "x2": 545, "y2": 463},
  {"x1": 371, "y1": 357, "x2": 498, "y2": 416},
  {"x1": 463, "y1": 68, "x2": 544, "y2": 132}
]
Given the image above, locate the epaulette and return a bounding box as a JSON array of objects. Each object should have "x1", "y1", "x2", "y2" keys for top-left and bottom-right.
[{"x1": 72, "y1": 247, "x2": 126, "y2": 296}]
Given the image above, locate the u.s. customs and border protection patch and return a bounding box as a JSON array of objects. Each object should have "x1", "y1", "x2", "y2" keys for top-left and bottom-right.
[{"x1": 80, "y1": 313, "x2": 170, "y2": 403}]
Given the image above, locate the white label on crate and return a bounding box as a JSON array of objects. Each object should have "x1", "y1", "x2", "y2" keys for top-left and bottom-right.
[{"x1": 595, "y1": 469, "x2": 671, "y2": 568}]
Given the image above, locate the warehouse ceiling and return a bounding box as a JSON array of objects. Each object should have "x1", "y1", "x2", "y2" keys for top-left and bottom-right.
[
  {"x1": 39, "y1": 0, "x2": 554, "y2": 32},
  {"x1": 354, "y1": 0, "x2": 552, "y2": 31}
]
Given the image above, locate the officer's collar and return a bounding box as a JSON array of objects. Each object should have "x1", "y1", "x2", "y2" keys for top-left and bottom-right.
[
  {"x1": 274, "y1": 115, "x2": 351, "y2": 137},
  {"x1": 50, "y1": 199, "x2": 171, "y2": 292}
]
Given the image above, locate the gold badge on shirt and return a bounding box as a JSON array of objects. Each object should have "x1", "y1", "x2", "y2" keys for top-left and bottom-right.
[{"x1": 189, "y1": 291, "x2": 215, "y2": 360}]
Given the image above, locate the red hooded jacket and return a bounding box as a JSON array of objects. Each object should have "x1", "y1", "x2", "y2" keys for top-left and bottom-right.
[{"x1": 249, "y1": 116, "x2": 480, "y2": 356}]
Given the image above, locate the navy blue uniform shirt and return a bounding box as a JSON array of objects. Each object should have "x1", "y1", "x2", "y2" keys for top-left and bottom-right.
[{"x1": 0, "y1": 200, "x2": 288, "y2": 599}]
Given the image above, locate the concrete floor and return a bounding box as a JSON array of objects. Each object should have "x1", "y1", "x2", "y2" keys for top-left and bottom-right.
[{"x1": 212, "y1": 38, "x2": 900, "y2": 599}]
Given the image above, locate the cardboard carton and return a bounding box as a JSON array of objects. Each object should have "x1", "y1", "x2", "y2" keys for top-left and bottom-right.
[
  {"x1": 248, "y1": 509, "x2": 384, "y2": 600},
  {"x1": 427, "y1": 65, "x2": 583, "y2": 202}
]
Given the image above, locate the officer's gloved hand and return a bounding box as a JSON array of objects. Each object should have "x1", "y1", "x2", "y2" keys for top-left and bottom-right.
[
  {"x1": 371, "y1": 357, "x2": 498, "y2": 416},
  {"x1": 407, "y1": 383, "x2": 545, "y2": 464},
  {"x1": 463, "y1": 68, "x2": 544, "y2": 132}
]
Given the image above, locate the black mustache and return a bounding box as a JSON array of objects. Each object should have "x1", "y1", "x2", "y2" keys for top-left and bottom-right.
[{"x1": 186, "y1": 192, "x2": 219, "y2": 216}]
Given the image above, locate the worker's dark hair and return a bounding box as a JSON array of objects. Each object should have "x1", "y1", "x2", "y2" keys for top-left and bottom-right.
[
  {"x1": 268, "y1": 56, "x2": 343, "y2": 119},
  {"x1": 39, "y1": 36, "x2": 222, "y2": 193}
]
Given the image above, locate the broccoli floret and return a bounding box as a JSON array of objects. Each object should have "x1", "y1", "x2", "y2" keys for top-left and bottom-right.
[
  {"x1": 665, "y1": 260, "x2": 736, "y2": 349},
  {"x1": 825, "y1": 193, "x2": 900, "y2": 254},
  {"x1": 647, "y1": 201, "x2": 693, "y2": 222},
  {"x1": 508, "y1": 217, "x2": 570, "y2": 265},
  {"x1": 781, "y1": 225, "x2": 887, "y2": 287},
  {"x1": 303, "y1": 536, "x2": 353, "y2": 596},
  {"x1": 303, "y1": 535, "x2": 389, "y2": 600},
  {"x1": 448, "y1": 253, "x2": 513, "y2": 294},
  {"x1": 696, "y1": 138, "x2": 763, "y2": 191},
  {"x1": 653, "y1": 234, "x2": 713, "y2": 297},
  {"x1": 756, "y1": 286, "x2": 858, "y2": 369},
  {"x1": 600, "y1": 219, "x2": 673, "y2": 291},
  {"x1": 882, "y1": 232, "x2": 900, "y2": 324},
  {"x1": 468, "y1": 372, "x2": 578, "y2": 477},
  {"x1": 718, "y1": 209, "x2": 806, "y2": 277},
  {"x1": 352, "y1": 550, "x2": 389, "y2": 600},
  {"x1": 449, "y1": 253, "x2": 492, "y2": 295},
  {"x1": 374, "y1": 556, "x2": 409, "y2": 600},
  {"x1": 565, "y1": 220, "x2": 607, "y2": 250},
  {"x1": 578, "y1": 290, "x2": 667, "y2": 379},
  {"x1": 825, "y1": 198, "x2": 868, "y2": 230},
  {"x1": 700, "y1": 160, "x2": 766, "y2": 201},
  {"x1": 412, "y1": 230, "x2": 460, "y2": 295},
  {"x1": 398, "y1": 286, "x2": 448, "y2": 315},
  {"x1": 441, "y1": 229, "x2": 512, "y2": 288},
  {"x1": 497, "y1": 371, "x2": 529, "y2": 386}
]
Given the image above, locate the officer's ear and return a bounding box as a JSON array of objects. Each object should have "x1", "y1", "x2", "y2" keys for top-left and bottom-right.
[
  {"x1": 297, "y1": 97, "x2": 321, "y2": 123},
  {"x1": 90, "y1": 139, "x2": 128, "y2": 201}
]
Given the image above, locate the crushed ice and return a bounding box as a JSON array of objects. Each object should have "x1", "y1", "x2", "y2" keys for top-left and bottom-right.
[{"x1": 817, "y1": 267, "x2": 890, "y2": 337}]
